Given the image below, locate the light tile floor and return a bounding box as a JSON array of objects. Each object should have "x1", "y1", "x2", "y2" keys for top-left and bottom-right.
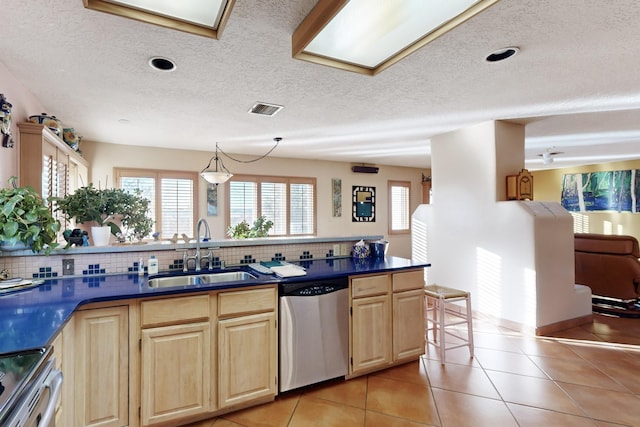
[{"x1": 185, "y1": 313, "x2": 640, "y2": 427}]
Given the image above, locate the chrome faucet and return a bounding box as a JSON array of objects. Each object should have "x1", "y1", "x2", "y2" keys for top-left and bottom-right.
[{"x1": 195, "y1": 218, "x2": 212, "y2": 272}]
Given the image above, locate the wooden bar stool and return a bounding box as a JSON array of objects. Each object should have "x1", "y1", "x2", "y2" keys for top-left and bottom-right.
[{"x1": 424, "y1": 284, "x2": 474, "y2": 364}]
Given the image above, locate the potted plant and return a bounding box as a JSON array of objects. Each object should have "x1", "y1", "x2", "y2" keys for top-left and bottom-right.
[
  {"x1": 0, "y1": 177, "x2": 60, "y2": 254},
  {"x1": 227, "y1": 215, "x2": 274, "y2": 239},
  {"x1": 54, "y1": 184, "x2": 153, "y2": 246}
]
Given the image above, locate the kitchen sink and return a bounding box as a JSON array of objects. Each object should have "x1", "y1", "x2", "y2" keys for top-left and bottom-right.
[{"x1": 148, "y1": 271, "x2": 257, "y2": 289}]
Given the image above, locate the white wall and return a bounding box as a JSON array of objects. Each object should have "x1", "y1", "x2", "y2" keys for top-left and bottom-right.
[
  {"x1": 414, "y1": 121, "x2": 591, "y2": 331},
  {"x1": 82, "y1": 140, "x2": 427, "y2": 258},
  {"x1": 0, "y1": 61, "x2": 46, "y2": 186}
]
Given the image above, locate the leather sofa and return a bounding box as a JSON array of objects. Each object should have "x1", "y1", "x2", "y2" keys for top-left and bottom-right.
[{"x1": 574, "y1": 233, "x2": 640, "y2": 301}]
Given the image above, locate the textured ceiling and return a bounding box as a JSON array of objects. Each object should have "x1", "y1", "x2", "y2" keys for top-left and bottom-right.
[{"x1": 2, "y1": 0, "x2": 640, "y2": 170}]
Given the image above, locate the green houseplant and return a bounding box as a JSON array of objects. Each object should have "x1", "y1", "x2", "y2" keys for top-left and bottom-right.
[
  {"x1": 227, "y1": 215, "x2": 274, "y2": 239},
  {"x1": 0, "y1": 177, "x2": 60, "y2": 254},
  {"x1": 54, "y1": 184, "x2": 153, "y2": 244}
]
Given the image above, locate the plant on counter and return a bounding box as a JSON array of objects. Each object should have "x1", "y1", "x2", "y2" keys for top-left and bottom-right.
[
  {"x1": 227, "y1": 215, "x2": 274, "y2": 239},
  {"x1": 53, "y1": 184, "x2": 153, "y2": 241},
  {"x1": 0, "y1": 176, "x2": 60, "y2": 254}
]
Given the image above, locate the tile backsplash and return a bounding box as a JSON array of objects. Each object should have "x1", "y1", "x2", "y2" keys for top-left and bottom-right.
[{"x1": 0, "y1": 240, "x2": 359, "y2": 280}]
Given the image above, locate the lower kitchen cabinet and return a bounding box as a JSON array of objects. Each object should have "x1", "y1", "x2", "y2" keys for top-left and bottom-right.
[
  {"x1": 350, "y1": 269, "x2": 425, "y2": 376},
  {"x1": 218, "y1": 312, "x2": 277, "y2": 408},
  {"x1": 217, "y1": 287, "x2": 278, "y2": 409},
  {"x1": 139, "y1": 294, "x2": 213, "y2": 426},
  {"x1": 74, "y1": 305, "x2": 129, "y2": 427},
  {"x1": 141, "y1": 322, "x2": 211, "y2": 425}
]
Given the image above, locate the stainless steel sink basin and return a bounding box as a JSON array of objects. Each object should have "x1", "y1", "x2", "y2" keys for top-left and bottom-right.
[{"x1": 148, "y1": 271, "x2": 257, "y2": 288}]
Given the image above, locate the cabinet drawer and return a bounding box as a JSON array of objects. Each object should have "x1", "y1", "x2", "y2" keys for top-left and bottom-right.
[
  {"x1": 351, "y1": 274, "x2": 390, "y2": 298},
  {"x1": 141, "y1": 294, "x2": 210, "y2": 327},
  {"x1": 392, "y1": 269, "x2": 425, "y2": 292},
  {"x1": 218, "y1": 287, "x2": 276, "y2": 318}
]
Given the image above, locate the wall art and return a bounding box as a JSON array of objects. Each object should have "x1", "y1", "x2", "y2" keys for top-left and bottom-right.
[
  {"x1": 352, "y1": 185, "x2": 375, "y2": 222},
  {"x1": 207, "y1": 183, "x2": 218, "y2": 216},
  {"x1": 332, "y1": 178, "x2": 342, "y2": 217},
  {"x1": 0, "y1": 93, "x2": 14, "y2": 148}
]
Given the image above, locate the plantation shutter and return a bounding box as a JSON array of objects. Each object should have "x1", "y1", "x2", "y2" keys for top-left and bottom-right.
[
  {"x1": 261, "y1": 182, "x2": 287, "y2": 235},
  {"x1": 161, "y1": 178, "x2": 194, "y2": 238},
  {"x1": 290, "y1": 182, "x2": 314, "y2": 235}
]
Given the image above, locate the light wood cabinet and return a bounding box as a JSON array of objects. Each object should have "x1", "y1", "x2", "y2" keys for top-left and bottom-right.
[
  {"x1": 51, "y1": 316, "x2": 75, "y2": 427},
  {"x1": 350, "y1": 269, "x2": 425, "y2": 376},
  {"x1": 18, "y1": 122, "x2": 89, "y2": 230},
  {"x1": 74, "y1": 305, "x2": 129, "y2": 427},
  {"x1": 141, "y1": 322, "x2": 211, "y2": 425},
  {"x1": 139, "y1": 294, "x2": 213, "y2": 426},
  {"x1": 217, "y1": 287, "x2": 277, "y2": 409},
  {"x1": 392, "y1": 269, "x2": 425, "y2": 362}
]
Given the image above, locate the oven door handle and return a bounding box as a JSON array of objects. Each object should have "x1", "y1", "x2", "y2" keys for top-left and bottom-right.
[{"x1": 39, "y1": 369, "x2": 63, "y2": 427}]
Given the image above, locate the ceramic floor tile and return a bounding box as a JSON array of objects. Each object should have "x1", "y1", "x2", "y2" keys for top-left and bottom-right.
[
  {"x1": 558, "y1": 382, "x2": 640, "y2": 426},
  {"x1": 372, "y1": 359, "x2": 430, "y2": 387},
  {"x1": 302, "y1": 377, "x2": 367, "y2": 409},
  {"x1": 593, "y1": 356, "x2": 640, "y2": 394},
  {"x1": 211, "y1": 420, "x2": 246, "y2": 427},
  {"x1": 221, "y1": 393, "x2": 300, "y2": 427},
  {"x1": 515, "y1": 336, "x2": 580, "y2": 360},
  {"x1": 422, "y1": 342, "x2": 478, "y2": 366},
  {"x1": 423, "y1": 358, "x2": 500, "y2": 400},
  {"x1": 364, "y1": 411, "x2": 434, "y2": 427},
  {"x1": 507, "y1": 403, "x2": 599, "y2": 427},
  {"x1": 472, "y1": 331, "x2": 523, "y2": 352},
  {"x1": 288, "y1": 396, "x2": 364, "y2": 427},
  {"x1": 431, "y1": 388, "x2": 518, "y2": 427},
  {"x1": 528, "y1": 354, "x2": 630, "y2": 392},
  {"x1": 474, "y1": 347, "x2": 547, "y2": 378},
  {"x1": 181, "y1": 418, "x2": 218, "y2": 427},
  {"x1": 485, "y1": 370, "x2": 586, "y2": 416},
  {"x1": 366, "y1": 375, "x2": 439, "y2": 425}
]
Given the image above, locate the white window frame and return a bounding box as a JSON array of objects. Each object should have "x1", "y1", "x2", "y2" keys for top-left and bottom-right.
[
  {"x1": 115, "y1": 168, "x2": 198, "y2": 239},
  {"x1": 388, "y1": 180, "x2": 411, "y2": 235},
  {"x1": 226, "y1": 174, "x2": 317, "y2": 237}
]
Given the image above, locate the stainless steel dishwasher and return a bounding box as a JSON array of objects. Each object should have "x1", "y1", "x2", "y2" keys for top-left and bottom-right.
[{"x1": 279, "y1": 277, "x2": 349, "y2": 392}]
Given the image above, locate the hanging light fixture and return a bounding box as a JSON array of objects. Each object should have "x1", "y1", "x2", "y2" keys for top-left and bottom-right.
[
  {"x1": 200, "y1": 137, "x2": 283, "y2": 184},
  {"x1": 200, "y1": 143, "x2": 233, "y2": 184}
]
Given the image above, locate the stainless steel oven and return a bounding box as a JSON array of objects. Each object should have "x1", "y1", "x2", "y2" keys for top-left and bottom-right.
[{"x1": 0, "y1": 347, "x2": 62, "y2": 427}]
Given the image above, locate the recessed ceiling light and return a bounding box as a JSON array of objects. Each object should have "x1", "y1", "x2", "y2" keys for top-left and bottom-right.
[
  {"x1": 149, "y1": 56, "x2": 176, "y2": 72},
  {"x1": 485, "y1": 46, "x2": 519, "y2": 62}
]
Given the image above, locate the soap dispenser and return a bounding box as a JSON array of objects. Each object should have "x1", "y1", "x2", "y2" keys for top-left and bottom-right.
[{"x1": 148, "y1": 255, "x2": 159, "y2": 275}]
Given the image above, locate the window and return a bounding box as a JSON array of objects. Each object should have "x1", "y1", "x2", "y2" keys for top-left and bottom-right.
[
  {"x1": 389, "y1": 180, "x2": 410, "y2": 234},
  {"x1": 227, "y1": 174, "x2": 316, "y2": 236},
  {"x1": 115, "y1": 168, "x2": 198, "y2": 239}
]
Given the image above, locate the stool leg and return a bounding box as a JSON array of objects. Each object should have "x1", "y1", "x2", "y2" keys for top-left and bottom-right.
[
  {"x1": 466, "y1": 293, "x2": 474, "y2": 358},
  {"x1": 439, "y1": 295, "x2": 446, "y2": 364}
]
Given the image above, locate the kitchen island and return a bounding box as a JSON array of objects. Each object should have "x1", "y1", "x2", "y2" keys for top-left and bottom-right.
[{"x1": 0, "y1": 256, "x2": 428, "y2": 427}]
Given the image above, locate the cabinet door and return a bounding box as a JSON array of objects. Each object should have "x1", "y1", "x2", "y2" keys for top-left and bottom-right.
[
  {"x1": 141, "y1": 322, "x2": 211, "y2": 426},
  {"x1": 393, "y1": 289, "x2": 425, "y2": 361},
  {"x1": 75, "y1": 306, "x2": 129, "y2": 427},
  {"x1": 218, "y1": 312, "x2": 276, "y2": 408},
  {"x1": 351, "y1": 294, "x2": 392, "y2": 374}
]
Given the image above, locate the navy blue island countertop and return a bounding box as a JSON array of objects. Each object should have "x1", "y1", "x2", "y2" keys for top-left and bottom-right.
[{"x1": 0, "y1": 256, "x2": 428, "y2": 354}]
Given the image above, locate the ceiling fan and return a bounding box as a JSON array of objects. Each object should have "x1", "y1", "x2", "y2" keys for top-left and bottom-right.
[{"x1": 537, "y1": 148, "x2": 564, "y2": 164}]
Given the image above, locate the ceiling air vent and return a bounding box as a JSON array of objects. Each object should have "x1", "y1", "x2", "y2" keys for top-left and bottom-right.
[{"x1": 248, "y1": 102, "x2": 284, "y2": 116}]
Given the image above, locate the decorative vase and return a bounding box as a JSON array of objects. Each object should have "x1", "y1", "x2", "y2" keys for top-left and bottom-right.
[
  {"x1": 91, "y1": 226, "x2": 111, "y2": 247},
  {"x1": 0, "y1": 240, "x2": 30, "y2": 252}
]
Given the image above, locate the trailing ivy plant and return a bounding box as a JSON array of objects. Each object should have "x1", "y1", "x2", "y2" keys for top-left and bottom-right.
[
  {"x1": 227, "y1": 215, "x2": 274, "y2": 239},
  {"x1": 0, "y1": 177, "x2": 60, "y2": 254}
]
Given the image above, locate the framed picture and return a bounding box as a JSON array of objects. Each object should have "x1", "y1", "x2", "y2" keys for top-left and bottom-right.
[
  {"x1": 332, "y1": 178, "x2": 342, "y2": 217},
  {"x1": 352, "y1": 185, "x2": 375, "y2": 222},
  {"x1": 207, "y1": 183, "x2": 218, "y2": 216}
]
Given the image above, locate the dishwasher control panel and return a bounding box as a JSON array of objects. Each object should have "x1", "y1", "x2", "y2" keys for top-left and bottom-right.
[{"x1": 280, "y1": 278, "x2": 348, "y2": 297}]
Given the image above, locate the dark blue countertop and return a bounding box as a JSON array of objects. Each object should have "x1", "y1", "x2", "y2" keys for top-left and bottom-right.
[{"x1": 0, "y1": 256, "x2": 428, "y2": 354}]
